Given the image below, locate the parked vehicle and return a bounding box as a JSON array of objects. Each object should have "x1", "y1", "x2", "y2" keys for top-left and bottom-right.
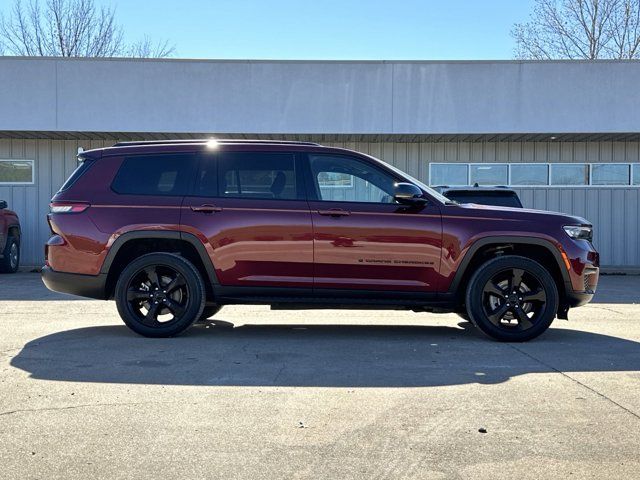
[
  {"x1": 0, "y1": 200, "x2": 20, "y2": 273},
  {"x1": 42, "y1": 140, "x2": 600, "y2": 341},
  {"x1": 434, "y1": 185, "x2": 523, "y2": 208}
]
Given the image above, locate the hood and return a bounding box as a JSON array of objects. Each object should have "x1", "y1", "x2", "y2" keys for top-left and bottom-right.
[{"x1": 455, "y1": 202, "x2": 591, "y2": 226}]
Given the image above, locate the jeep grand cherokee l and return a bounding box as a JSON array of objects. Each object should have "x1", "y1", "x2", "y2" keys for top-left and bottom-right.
[{"x1": 42, "y1": 139, "x2": 599, "y2": 341}]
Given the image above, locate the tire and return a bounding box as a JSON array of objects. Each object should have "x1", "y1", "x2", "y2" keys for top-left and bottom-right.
[
  {"x1": 115, "y1": 253, "x2": 205, "y2": 338},
  {"x1": 465, "y1": 255, "x2": 559, "y2": 342},
  {"x1": 198, "y1": 305, "x2": 222, "y2": 322},
  {"x1": 0, "y1": 236, "x2": 20, "y2": 273}
]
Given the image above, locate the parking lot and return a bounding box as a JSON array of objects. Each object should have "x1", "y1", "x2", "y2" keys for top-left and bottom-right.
[{"x1": 0, "y1": 273, "x2": 639, "y2": 479}]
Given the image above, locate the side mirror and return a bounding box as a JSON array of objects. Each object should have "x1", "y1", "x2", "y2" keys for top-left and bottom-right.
[
  {"x1": 0, "y1": 200, "x2": 7, "y2": 209},
  {"x1": 393, "y1": 183, "x2": 427, "y2": 205}
]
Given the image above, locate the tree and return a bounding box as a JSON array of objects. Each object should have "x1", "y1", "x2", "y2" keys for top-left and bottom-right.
[
  {"x1": 512, "y1": 0, "x2": 640, "y2": 59},
  {"x1": 0, "y1": 0, "x2": 174, "y2": 57}
]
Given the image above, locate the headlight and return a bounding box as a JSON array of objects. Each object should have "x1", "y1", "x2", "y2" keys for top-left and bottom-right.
[{"x1": 563, "y1": 225, "x2": 593, "y2": 241}]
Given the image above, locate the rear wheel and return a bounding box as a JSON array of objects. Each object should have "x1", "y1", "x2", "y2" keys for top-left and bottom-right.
[
  {"x1": 115, "y1": 253, "x2": 205, "y2": 337},
  {"x1": 465, "y1": 255, "x2": 559, "y2": 342},
  {"x1": 0, "y1": 236, "x2": 19, "y2": 273}
]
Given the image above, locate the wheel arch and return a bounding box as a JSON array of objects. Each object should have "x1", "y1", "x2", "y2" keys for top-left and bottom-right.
[
  {"x1": 7, "y1": 224, "x2": 20, "y2": 239},
  {"x1": 101, "y1": 231, "x2": 218, "y2": 300},
  {"x1": 449, "y1": 236, "x2": 571, "y2": 306}
]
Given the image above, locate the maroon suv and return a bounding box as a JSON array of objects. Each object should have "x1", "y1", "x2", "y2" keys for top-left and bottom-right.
[{"x1": 42, "y1": 140, "x2": 599, "y2": 341}]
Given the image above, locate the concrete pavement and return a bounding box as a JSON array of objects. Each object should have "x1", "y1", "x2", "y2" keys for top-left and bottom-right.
[{"x1": 0, "y1": 273, "x2": 639, "y2": 479}]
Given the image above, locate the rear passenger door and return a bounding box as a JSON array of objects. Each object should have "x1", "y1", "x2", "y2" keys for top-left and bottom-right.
[{"x1": 181, "y1": 150, "x2": 314, "y2": 289}]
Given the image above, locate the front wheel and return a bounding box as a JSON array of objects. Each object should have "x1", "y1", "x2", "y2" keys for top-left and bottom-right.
[
  {"x1": 115, "y1": 253, "x2": 205, "y2": 338},
  {"x1": 465, "y1": 255, "x2": 559, "y2": 342}
]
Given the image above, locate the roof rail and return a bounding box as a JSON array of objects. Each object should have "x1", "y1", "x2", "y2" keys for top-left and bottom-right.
[{"x1": 112, "y1": 139, "x2": 321, "y2": 147}]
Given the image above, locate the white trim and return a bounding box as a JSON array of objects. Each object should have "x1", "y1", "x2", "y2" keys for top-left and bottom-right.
[{"x1": 0, "y1": 159, "x2": 35, "y2": 185}]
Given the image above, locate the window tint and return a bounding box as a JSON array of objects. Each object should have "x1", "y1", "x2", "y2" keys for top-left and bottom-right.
[
  {"x1": 217, "y1": 152, "x2": 297, "y2": 200},
  {"x1": 430, "y1": 164, "x2": 467, "y2": 186},
  {"x1": 309, "y1": 155, "x2": 397, "y2": 203},
  {"x1": 59, "y1": 158, "x2": 93, "y2": 191},
  {"x1": 510, "y1": 164, "x2": 548, "y2": 186},
  {"x1": 469, "y1": 164, "x2": 508, "y2": 185},
  {"x1": 591, "y1": 164, "x2": 630, "y2": 185},
  {"x1": 111, "y1": 154, "x2": 195, "y2": 196},
  {"x1": 194, "y1": 156, "x2": 218, "y2": 197},
  {"x1": 550, "y1": 164, "x2": 588, "y2": 185}
]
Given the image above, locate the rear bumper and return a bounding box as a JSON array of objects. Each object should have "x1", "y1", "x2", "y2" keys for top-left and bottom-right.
[{"x1": 41, "y1": 266, "x2": 107, "y2": 300}]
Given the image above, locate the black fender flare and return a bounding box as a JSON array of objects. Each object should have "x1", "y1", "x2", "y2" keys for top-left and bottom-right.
[
  {"x1": 447, "y1": 236, "x2": 572, "y2": 294},
  {"x1": 100, "y1": 230, "x2": 219, "y2": 287}
]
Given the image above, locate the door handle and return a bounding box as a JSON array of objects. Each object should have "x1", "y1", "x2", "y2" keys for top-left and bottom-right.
[
  {"x1": 191, "y1": 204, "x2": 222, "y2": 213},
  {"x1": 317, "y1": 208, "x2": 350, "y2": 217}
]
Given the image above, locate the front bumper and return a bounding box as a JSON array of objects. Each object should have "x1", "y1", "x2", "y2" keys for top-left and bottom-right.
[{"x1": 41, "y1": 266, "x2": 107, "y2": 300}]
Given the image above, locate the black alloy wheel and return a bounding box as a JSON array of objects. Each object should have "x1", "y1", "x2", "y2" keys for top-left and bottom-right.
[
  {"x1": 466, "y1": 255, "x2": 559, "y2": 342},
  {"x1": 115, "y1": 253, "x2": 205, "y2": 337}
]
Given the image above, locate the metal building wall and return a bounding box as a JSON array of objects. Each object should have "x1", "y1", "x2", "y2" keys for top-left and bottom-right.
[
  {"x1": 0, "y1": 138, "x2": 113, "y2": 269},
  {"x1": 1, "y1": 138, "x2": 638, "y2": 268}
]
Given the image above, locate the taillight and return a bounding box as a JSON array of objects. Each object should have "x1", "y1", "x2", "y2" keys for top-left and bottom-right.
[{"x1": 49, "y1": 202, "x2": 90, "y2": 213}]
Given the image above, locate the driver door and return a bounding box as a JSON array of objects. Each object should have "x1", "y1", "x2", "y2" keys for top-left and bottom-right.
[{"x1": 304, "y1": 153, "x2": 443, "y2": 293}]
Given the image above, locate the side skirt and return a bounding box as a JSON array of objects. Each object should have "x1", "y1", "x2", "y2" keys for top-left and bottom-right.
[{"x1": 215, "y1": 286, "x2": 457, "y2": 312}]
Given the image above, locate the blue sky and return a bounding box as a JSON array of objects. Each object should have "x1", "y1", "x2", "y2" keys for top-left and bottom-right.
[{"x1": 2, "y1": 0, "x2": 536, "y2": 59}]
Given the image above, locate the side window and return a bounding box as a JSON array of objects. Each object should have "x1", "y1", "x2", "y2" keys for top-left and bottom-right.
[
  {"x1": 194, "y1": 155, "x2": 218, "y2": 197},
  {"x1": 309, "y1": 155, "x2": 397, "y2": 203},
  {"x1": 217, "y1": 152, "x2": 297, "y2": 200},
  {"x1": 111, "y1": 154, "x2": 195, "y2": 196}
]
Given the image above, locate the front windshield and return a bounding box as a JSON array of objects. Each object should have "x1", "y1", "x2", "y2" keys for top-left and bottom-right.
[{"x1": 376, "y1": 158, "x2": 452, "y2": 204}]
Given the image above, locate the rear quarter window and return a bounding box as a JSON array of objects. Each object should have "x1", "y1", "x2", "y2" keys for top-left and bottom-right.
[
  {"x1": 58, "y1": 157, "x2": 94, "y2": 192},
  {"x1": 111, "y1": 154, "x2": 196, "y2": 196}
]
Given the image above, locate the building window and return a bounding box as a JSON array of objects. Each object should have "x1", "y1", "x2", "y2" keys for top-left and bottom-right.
[
  {"x1": 550, "y1": 164, "x2": 589, "y2": 186},
  {"x1": 591, "y1": 164, "x2": 630, "y2": 185},
  {"x1": 430, "y1": 164, "x2": 468, "y2": 186},
  {"x1": 0, "y1": 160, "x2": 35, "y2": 184},
  {"x1": 470, "y1": 164, "x2": 508, "y2": 185},
  {"x1": 510, "y1": 164, "x2": 548, "y2": 186},
  {"x1": 634, "y1": 164, "x2": 640, "y2": 185},
  {"x1": 429, "y1": 162, "x2": 640, "y2": 187}
]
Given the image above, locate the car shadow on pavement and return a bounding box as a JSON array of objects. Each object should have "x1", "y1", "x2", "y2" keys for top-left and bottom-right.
[{"x1": 11, "y1": 321, "x2": 640, "y2": 388}]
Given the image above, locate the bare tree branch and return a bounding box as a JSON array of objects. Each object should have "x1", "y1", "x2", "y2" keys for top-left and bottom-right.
[
  {"x1": 0, "y1": 0, "x2": 176, "y2": 58},
  {"x1": 512, "y1": 0, "x2": 640, "y2": 59}
]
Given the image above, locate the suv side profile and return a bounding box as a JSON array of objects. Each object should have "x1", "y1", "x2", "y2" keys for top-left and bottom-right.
[{"x1": 42, "y1": 140, "x2": 599, "y2": 341}]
